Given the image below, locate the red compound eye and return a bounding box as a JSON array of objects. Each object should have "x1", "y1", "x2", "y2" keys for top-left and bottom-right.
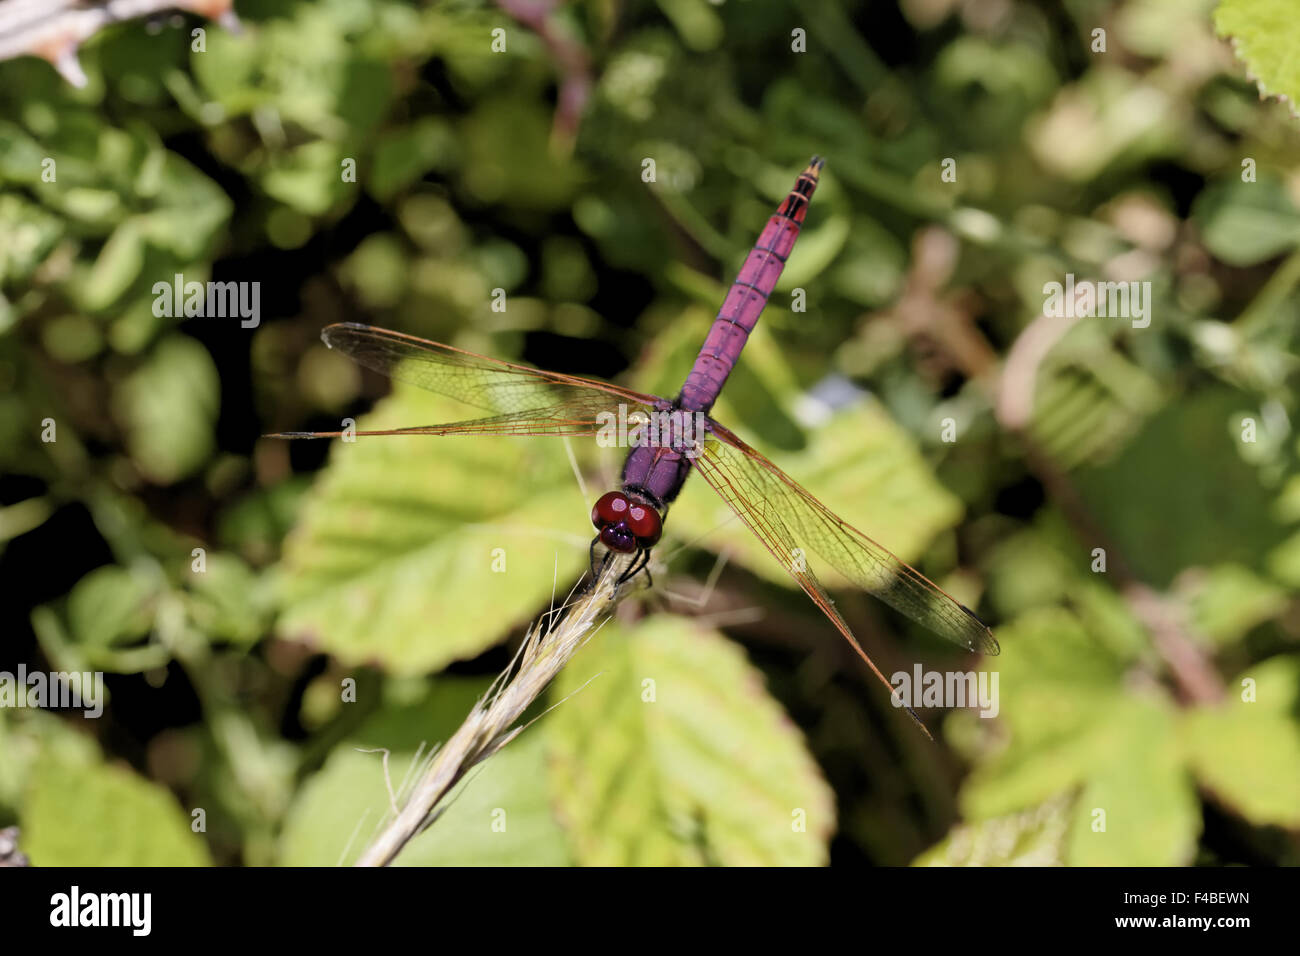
[
  {"x1": 626, "y1": 502, "x2": 662, "y2": 546},
  {"x1": 591, "y1": 491, "x2": 629, "y2": 529}
]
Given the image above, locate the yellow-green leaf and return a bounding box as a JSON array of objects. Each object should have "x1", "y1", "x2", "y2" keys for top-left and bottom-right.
[
  {"x1": 915, "y1": 793, "x2": 1072, "y2": 866},
  {"x1": 1183, "y1": 656, "x2": 1300, "y2": 828},
  {"x1": 1216, "y1": 0, "x2": 1300, "y2": 113},
  {"x1": 66, "y1": 565, "x2": 156, "y2": 648},
  {"x1": 1065, "y1": 698, "x2": 1199, "y2": 866},
  {"x1": 546, "y1": 616, "x2": 835, "y2": 865},
  {"x1": 958, "y1": 608, "x2": 1199, "y2": 864},
  {"x1": 1185, "y1": 563, "x2": 1289, "y2": 645},
  {"x1": 280, "y1": 679, "x2": 569, "y2": 865},
  {"x1": 23, "y1": 755, "x2": 210, "y2": 866},
  {"x1": 114, "y1": 335, "x2": 220, "y2": 483},
  {"x1": 276, "y1": 385, "x2": 588, "y2": 674}
]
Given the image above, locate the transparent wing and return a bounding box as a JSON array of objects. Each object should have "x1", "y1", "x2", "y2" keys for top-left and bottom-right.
[
  {"x1": 323, "y1": 322, "x2": 662, "y2": 413},
  {"x1": 271, "y1": 323, "x2": 660, "y2": 439},
  {"x1": 695, "y1": 422, "x2": 999, "y2": 658},
  {"x1": 270, "y1": 402, "x2": 653, "y2": 439}
]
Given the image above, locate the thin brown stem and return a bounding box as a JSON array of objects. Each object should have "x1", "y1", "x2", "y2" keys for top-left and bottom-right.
[
  {"x1": 0, "y1": 0, "x2": 241, "y2": 86},
  {"x1": 496, "y1": 0, "x2": 593, "y2": 153}
]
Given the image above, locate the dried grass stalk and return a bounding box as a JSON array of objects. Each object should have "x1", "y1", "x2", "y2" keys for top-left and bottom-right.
[{"x1": 352, "y1": 555, "x2": 629, "y2": 867}]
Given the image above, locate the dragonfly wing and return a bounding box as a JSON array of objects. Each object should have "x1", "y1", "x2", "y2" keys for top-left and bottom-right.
[
  {"x1": 321, "y1": 322, "x2": 662, "y2": 415},
  {"x1": 695, "y1": 422, "x2": 999, "y2": 656},
  {"x1": 271, "y1": 400, "x2": 654, "y2": 439}
]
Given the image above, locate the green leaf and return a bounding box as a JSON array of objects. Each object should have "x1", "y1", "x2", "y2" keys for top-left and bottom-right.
[
  {"x1": 459, "y1": 98, "x2": 582, "y2": 210},
  {"x1": 1265, "y1": 528, "x2": 1300, "y2": 586},
  {"x1": 66, "y1": 565, "x2": 156, "y2": 648},
  {"x1": 114, "y1": 335, "x2": 220, "y2": 483},
  {"x1": 336, "y1": 233, "x2": 409, "y2": 309},
  {"x1": 216, "y1": 475, "x2": 312, "y2": 565},
  {"x1": 1185, "y1": 563, "x2": 1289, "y2": 644},
  {"x1": 393, "y1": 733, "x2": 569, "y2": 866},
  {"x1": 43, "y1": 313, "x2": 105, "y2": 362},
  {"x1": 261, "y1": 142, "x2": 351, "y2": 216},
  {"x1": 276, "y1": 385, "x2": 588, "y2": 674},
  {"x1": 1216, "y1": 0, "x2": 1300, "y2": 112},
  {"x1": 336, "y1": 57, "x2": 395, "y2": 135},
  {"x1": 1183, "y1": 656, "x2": 1300, "y2": 828},
  {"x1": 956, "y1": 607, "x2": 1199, "y2": 865},
  {"x1": 0, "y1": 195, "x2": 64, "y2": 286},
  {"x1": 0, "y1": 709, "x2": 101, "y2": 811},
  {"x1": 190, "y1": 22, "x2": 259, "y2": 106},
  {"x1": 137, "y1": 153, "x2": 233, "y2": 260},
  {"x1": 82, "y1": 220, "x2": 145, "y2": 311},
  {"x1": 958, "y1": 608, "x2": 1129, "y2": 814},
  {"x1": 984, "y1": 528, "x2": 1075, "y2": 616},
  {"x1": 55, "y1": 187, "x2": 124, "y2": 228},
  {"x1": 23, "y1": 754, "x2": 210, "y2": 866},
  {"x1": 1193, "y1": 177, "x2": 1300, "y2": 267},
  {"x1": 1075, "y1": 388, "x2": 1289, "y2": 587},
  {"x1": 280, "y1": 679, "x2": 569, "y2": 865},
  {"x1": 775, "y1": 210, "x2": 850, "y2": 293},
  {"x1": 656, "y1": 0, "x2": 725, "y2": 52},
  {"x1": 1064, "y1": 698, "x2": 1199, "y2": 866},
  {"x1": 185, "y1": 552, "x2": 270, "y2": 646},
  {"x1": 915, "y1": 794, "x2": 1072, "y2": 866},
  {"x1": 367, "y1": 118, "x2": 455, "y2": 202},
  {"x1": 0, "y1": 121, "x2": 48, "y2": 184},
  {"x1": 546, "y1": 616, "x2": 835, "y2": 865}
]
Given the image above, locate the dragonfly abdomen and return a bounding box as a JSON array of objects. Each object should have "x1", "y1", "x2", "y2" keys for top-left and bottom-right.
[{"x1": 678, "y1": 157, "x2": 823, "y2": 414}]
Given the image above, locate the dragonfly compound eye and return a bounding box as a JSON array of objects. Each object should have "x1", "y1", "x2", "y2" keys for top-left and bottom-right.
[
  {"x1": 591, "y1": 491, "x2": 630, "y2": 529},
  {"x1": 626, "y1": 502, "x2": 662, "y2": 547}
]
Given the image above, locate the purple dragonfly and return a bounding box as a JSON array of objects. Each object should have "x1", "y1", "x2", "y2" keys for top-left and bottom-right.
[{"x1": 274, "y1": 157, "x2": 998, "y2": 707}]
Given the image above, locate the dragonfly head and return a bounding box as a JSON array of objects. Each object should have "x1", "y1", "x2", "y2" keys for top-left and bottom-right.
[{"x1": 591, "y1": 490, "x2": 662, "y2": 553}]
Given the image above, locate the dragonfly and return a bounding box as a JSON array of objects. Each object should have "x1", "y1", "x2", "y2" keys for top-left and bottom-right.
[{"x1": 273, "y1": 157, "x2": 998, "y2": 716}]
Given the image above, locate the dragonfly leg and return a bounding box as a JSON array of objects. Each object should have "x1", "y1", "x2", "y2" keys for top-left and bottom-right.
[
  {"x1": 615, "y1": 548, "x2": 652, "y2": 588},
  {"x1": 630, "y1": 549, "x2": 649, "y2": 584},
  {"x1": 590, "y1": 539, "x2": 653, "y2": 591},
  {"x1": 589, "y1": 537, "x2": 614, "y2": 582},
  {"x1": 636, "y1": 549, "x2": 654, "y2": 590}
]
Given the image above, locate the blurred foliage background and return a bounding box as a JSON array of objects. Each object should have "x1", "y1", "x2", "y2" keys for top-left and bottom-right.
[{"x1": 1, "y1": 0, "x2": 1298, "y2": 867}]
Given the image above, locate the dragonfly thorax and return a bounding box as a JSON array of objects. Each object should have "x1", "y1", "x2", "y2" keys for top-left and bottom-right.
[{"x1": 591, "y1": 490, "x2": 662, "y2": 554}]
